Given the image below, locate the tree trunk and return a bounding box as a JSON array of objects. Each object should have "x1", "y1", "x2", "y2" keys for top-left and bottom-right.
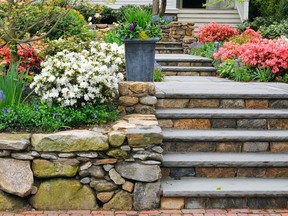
[
  {"x1": 152, "y1": 0, "x2": 160, "y2": 15},
  {"x1": 159, "y1": 0, "x2": 167, "y2": 16},
  {"x1": 9, "y1": 42, "x2": 18, "y2": 66}
]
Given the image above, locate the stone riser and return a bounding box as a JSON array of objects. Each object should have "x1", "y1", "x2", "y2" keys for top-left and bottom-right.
[
  {"x1": 157, "y1": 61, "x2": 212, "y2": 67},
  {"x1": 156, "y1": 99, "x2": 288, "y2": 109},
  {"x1": 155, "y1": 50, "x2": 183, "y2": 54},
  {"x1": 161, "y1": 197, "x2": 288, "y2": 209},
  {"x1": 158, "y1": 118, "x2": 288, "y2": 130},
  {"x1": 156, "y1": 45, "x2": 183, "y2": 49},
  {"x1": 161, "y1": 167, "x2": 288, "y2": 179},
  {"x1": 163, "y1": 141, "x2": 288, "y2": 153},
  {"x1": 163, "y1": 71, "x2": 216, "y2": 76}
]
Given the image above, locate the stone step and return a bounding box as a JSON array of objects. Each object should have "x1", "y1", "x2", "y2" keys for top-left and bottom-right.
[
  {"x1": 163, "y1": 140, "x2": 288, "y2": 153},
  {"x1": 155, "y1": 54, "x2": 213, "y2": 67},
  {"x1": 156, "y1": 108, "x2": 288, "y2": 130},
  {"x1": 162, "y1": 129, "x2": 288, "y2": 142},
  {"x1": 162, "y1": 152, "x2": 288, "y2": 167},
  {"x1": 155, "y1": 47, "x2": 184, "y2": 54},
  {"x1": 161, "y1": 66, "x2": 216, "y2": 76},
  {"x1": 156, "y1": 42, "x2": 183, "y2": 49},
  {"x1": 161, "y1": 177, "x2": 288, "y2": 197}
]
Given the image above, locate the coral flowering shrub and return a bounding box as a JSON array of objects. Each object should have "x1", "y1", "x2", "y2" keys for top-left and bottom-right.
[
  {"x1": 198, "y1": 22, "x2": 239, "y2": 43},
  {"x1": 0, "y1": 41, "x2": 43, "y2": 73}
]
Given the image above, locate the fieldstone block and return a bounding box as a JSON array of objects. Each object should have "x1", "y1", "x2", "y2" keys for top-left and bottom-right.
[
  {"x1": 0, "y1": 159, "x2": 33, "y2": 197},
  {"x1": 134, "y1": 104, "x2": 155, "y2": 114},
  {"x1": 157, "y1": 99, "x2": 189, "y2": 108},
  {"x1": 158, "y1": 119, "x2": 173, "y2": 128},
  {"x1": 129, "y1": 82, "x2": 150, "y2": 94},
  {"x1": 133, "y1": 181, "x2": 161, "y2": 210},
  {"x1": 237, "y1": 119, "x2": 266, "y2": 129},
  {"x1": 266, "y1": 168, "x2": 288, "y2": 178},
  {"x1": 0, "y1": 190, "x2": 27, "y2": 211},
  {"x1": 243, "y1": 142, "x2": 269, "y2": 152},
  {"x1": 174, "y1": 119, "x2": 211, "y2": 129},
  {"x1": 170, "y1": 168, "x2": 195, "y2": 179},
  {"x1": 109, "y1": 168, "x2": 125, "y2": 185},
  {"x1": 212, "y1": 119, "x2": 236, "y2": 129},
  {"x1": 220, "y1": 99, "x2": 245, "y2": 108},
  {"x1": 91, "y1": 180, "x2": 118, "y2": 192},
  {"x1": 108, "y1": 131, "x2": 126, "y2": 147},
  {"x1": 270, "y1": 100, "x2": 288, "y2": 108},
  {"x1": 245, "y1": 100, "x2": 268, "y2": 109},
  {"x1": 107, "y1": 149, "x2": 129, "y2": 159},
  {"x1": 29, "y1": 179, "x2": 97, "y2": 210},
  {"x1": 185, "y1": 198, "x2": 207, "y2": 208},
  {"x1": 87, "y1": 166, "x2": 105, "y2": 178},
  {"x1": 122, "y1": 181, "x2": 134, "y2": 193},
  {"x1": 271, "y1": 142, "x2": 288, "y2": 152},
  {"x1": 11, "y1": 152, "x2": 34, "y2": 160},
  {"x1": 118, "y1": 82, "x2": 129, "y2": 96},
  {"x1": 140, "y1": 96, "x2": 157, "y2": 105},
  {"x1": 216, "y1": 142, "x2": 242, "y2": 152},
  {"x1": 268, "y1": 119, "x2": 288, "y2": 129},
  {"x1": 188, "y1": 99, "x2": 220, "y2": 108},
  {"x1": 97, "y1": 192, "x2": 114, "y2": 203},
  {"x1": 247, "y1": 197, "x2": 287, "y2": 209},
  {"x1": 32, "y1": 159, "x2": 79, "y2": 178},
  {"x1": 175, "y1": 142, "x2": 216, "y2": 152},
  {"x1": 103, "y1": 190, "x2": 132, "y2": 210},
  {"x1": 237, "y1": 168, "x2": 266, "y2": 178},
  {"x1": 207, "y1": 198, "x2": 247, "y2": 209},
  {"x1": 119, "y1": 96, "x2": 139, "y2": 106},
  {"x1": 0, "y1": 134, "x2": 30, "y2": 151},
  {"x1": 115, "y1": 162, "x2": 161, "y2": 182},
  {"x1": 196, "y1": 167, "x2": 237, "y2": 178},
  {"x1": 32, "y1": 130, "x2": 109, "y2": 152},
  {"x1": 126, "y1": 126, "x2": 162, "y2": 148},
  {"x1": 161, "y1": 197, "x2": 185, "y2": 210}
]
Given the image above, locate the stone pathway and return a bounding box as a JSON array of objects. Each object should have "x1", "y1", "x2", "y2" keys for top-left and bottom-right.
[{"x1": 2, "y1": 209, "x2": 288, "y2": 216}]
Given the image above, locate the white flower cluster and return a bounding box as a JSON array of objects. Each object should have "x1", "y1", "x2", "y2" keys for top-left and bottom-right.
[{"x1": 30, "y1": 42, "x2": 125, "y2": 107}]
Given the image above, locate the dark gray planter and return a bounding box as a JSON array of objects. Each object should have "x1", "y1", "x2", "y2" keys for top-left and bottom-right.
[{"x1": 123, "y1": 38, "x2": 159, "y2": 82}]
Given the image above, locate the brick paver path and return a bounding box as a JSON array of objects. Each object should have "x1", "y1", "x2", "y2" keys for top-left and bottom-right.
[{"x1": 2, "y1": 209, "x2": 288, "y2": 216}]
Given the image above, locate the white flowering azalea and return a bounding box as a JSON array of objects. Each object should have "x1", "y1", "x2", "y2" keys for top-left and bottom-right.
[{"x1": 31, "y1": 42, "x2": 125, "y2": 107}]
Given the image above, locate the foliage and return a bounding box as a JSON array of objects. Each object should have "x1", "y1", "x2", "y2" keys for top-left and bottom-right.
[
  {"x1": 0, "y1": 102, "x2": 119, "y2": 132},
  {"x1": 198, "y1": 23, "x2": 238, "y2": 43},
  {"x1": 251, "y1": 67, "x2": 275, "y2": 82},
  {"x1": 74, "y1": 2, "x2": 105, "y2": 23},
  {"x1": 0, "y1": 42, "x2": 43, "y2": 73},
  {"x1": 30, "y1": 42, "x2": 125, "y2": 107},
  {"x1": 275, "y1": 0, "x2": 288, "y2": 21},
  {"x1": 191, "y1": 41, "x2": 222, "y2": 59},
  {"x1": 104, "y1": 29, "x2": 123, "y2": 45},
  {"x1": 0, "y1": 64, "x2": 32, "y2": 109},
  {"x1": 154, "y1": 61, "x2": 164, "y2": 82},
  {"x1": 100, "y1": 6, "x2": 122, "y2": 24},
  {"x1": 116, "y1": 6, "x2": 170, "y2": 40},
  {"x1": 260, "y1": 19, "x2": 288, "y2": 39}
]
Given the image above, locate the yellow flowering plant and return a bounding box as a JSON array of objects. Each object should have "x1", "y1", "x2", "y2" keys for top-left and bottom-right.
[{"x1": 117, "y1": 6, "x2": 171, "y2": 40}]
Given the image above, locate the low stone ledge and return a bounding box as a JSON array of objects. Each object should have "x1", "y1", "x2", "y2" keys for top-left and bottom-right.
[{"x1": 0, "y1": 113, "x2": 163, "y2": 211}]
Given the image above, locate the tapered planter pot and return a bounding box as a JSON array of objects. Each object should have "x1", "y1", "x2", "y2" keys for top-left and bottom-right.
[{"x1": 123, "y1": 38, "x2": 159, "y2": 82}]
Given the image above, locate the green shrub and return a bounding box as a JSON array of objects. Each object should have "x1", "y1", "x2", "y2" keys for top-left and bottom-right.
[
  {"x1": 251, "y1": 67, "x2": 275, "y2": 82},
  {"x1": 154, "y1": 63, "x2": 164, "y2": 82},
  {"x1": 74, "y1": 2, "x2": 104, "y2": 22},
  {"x1": 260, "y1": 19, "x2": 288, "y2": 39},
  {"x1": 104, "y1": 29, "x2": 123, "y2": 45},
  {"x1": 275, "y1": 0, "x2": 288, "y2": 21},
  {"x1": 0, "y1": 102, "x2": 119, "y2": 132}
]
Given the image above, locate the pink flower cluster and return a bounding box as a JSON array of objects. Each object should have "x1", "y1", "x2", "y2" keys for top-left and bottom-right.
[
  {"x1": 198, "y1": 22, "x2": 238, "y2": 43},
  {"x1": 214, "y1": 28, "x2": 288, "y2": 73}
]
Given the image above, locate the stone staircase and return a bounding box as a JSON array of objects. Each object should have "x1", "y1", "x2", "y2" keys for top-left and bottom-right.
[
  {"x1": 155, "y1": 76, "x2": 288, "y2": 209},
  {"x1": 177, "y1": 9, "x2": 242, "y2": 34},
  {"x1": 155, "y1": 53, "x2": 216, "y2": 76}
]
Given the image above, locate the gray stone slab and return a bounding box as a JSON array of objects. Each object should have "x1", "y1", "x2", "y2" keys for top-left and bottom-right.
[
  {"x1": 162, "y1": 66, "x2": 216, "y2": 72},
  {"x1": 161, "y1": 177, "x2": 288, "y2": 197},
  {"x1": 156, "y1": 108, "x2": 288, "y2": 119},
  {"x1": 162, "y1": 129, "x2": 288, "y2": 142},
  {"x1": 162, "y1": 152, "x2": 288, "y2": 167},
  {"x1": 155, "y1": 77, "x2": 288, "y2": 99},
  {"x1": 156, "y1": 54, "x2": 212, "y2": 62}
]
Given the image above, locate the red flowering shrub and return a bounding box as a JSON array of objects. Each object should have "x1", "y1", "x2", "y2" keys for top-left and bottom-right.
[
  {"x1": 0, "y1": 41, "x2": 44, "y2": 73},
  {"x1": 240, "y1": 37, "x2": 288, "y2": 73},
  {"x1": 198, "y1": 22, "x2": 239, "y2": 43}
]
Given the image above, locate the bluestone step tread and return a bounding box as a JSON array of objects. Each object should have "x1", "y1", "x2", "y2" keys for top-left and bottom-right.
[
  {"x1": 162, "y1": 152, "x2": 288, "y2": 167},
  {"x1": 155, "y1": 76, "x2": 288, "y2": 99},
  {"x1": 156, "y1": 47, "x2": 183, "y2": 50},
  {"x1": 155, "y1": 54, "x2": 212, "y2": 62},
  {"x1": 156, "y1": 108, "x2": 288, "y2": 119},
  {"x1": 162, "y1": 129, "x2": 288, "y2": 142},
  {"x1": 157, "y1": 42, "x2": 183, "y2": 45},
  {"x1": 161, "y1": 177, "x2": 288, "y2": 197},
  {"x1": 161, "y1": 66, "x2": 216, "y2": 72}
]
